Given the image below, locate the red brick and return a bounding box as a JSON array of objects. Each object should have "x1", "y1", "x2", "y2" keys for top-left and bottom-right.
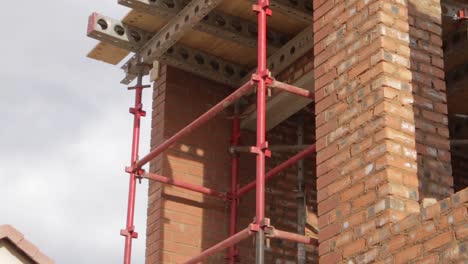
[
  {"x1": 424, "y1": 231, "x2": 453, "y2": 252},
  {"x1": 320, "y1": 252, "x2": 342, "y2": 263},
  {"x1": 343, "y1": 239, "x2": 366, "y2": 257},
  {"x1": 352, "y1": 191, "x2": 377, "y2": 208},
  {"x1": 319, "y1": 223, "x2": 341, "y2": 242},
  {"x1": 395, "y1": 245, "x2": 422, "y2": 264},
  {"x1": 455, "y1": 223, "x2": 468, "y2": 240},
  {"x1": 415, "y1": 254, "x2": 439, "y2": 264},
  {"x1": 319, "y1": 195, "x2": 340, "y2": 216}
]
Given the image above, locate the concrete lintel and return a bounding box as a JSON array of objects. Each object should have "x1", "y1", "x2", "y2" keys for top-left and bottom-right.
[{"x1": 241, "y1": 70, "x2": 314, "y2": 131}]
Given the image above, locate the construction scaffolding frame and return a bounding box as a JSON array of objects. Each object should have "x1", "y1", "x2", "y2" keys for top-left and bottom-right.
[{"x1": 117, "y1": 0, "x2": 316, "y2": 263}]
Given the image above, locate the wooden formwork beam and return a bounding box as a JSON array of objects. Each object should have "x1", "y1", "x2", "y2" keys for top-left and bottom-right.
[
  {"x1": 118, "y1": 0, "x2": 289, "y2": 52},
  {"x1": 88, "y1": 13, "x2": 250, "y2": 85}
]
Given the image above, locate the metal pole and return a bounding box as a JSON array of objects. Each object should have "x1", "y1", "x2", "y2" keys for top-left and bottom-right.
[
  {"x1": 296, "y1": 118, "x2": 306, "y2": 264},
  {"x1": 253, "y1": 0, "x2": 270, "y2": 262},
  {"x1": 231, "y1": 144, "x2": 312, "y2": 153},
  {"x1": 184, "y1": 227, "x2": 253, "y2": 264},
  {"x1": 141, "y1": 172, "x2": 227, "y2": 199},
  {"x1": 269, "y1": 228, "x2": 315, "y2": 245},
  {"x1": 237, "y1": 144, "x2": 316, "y2": 197},
  {"x1": 268, "y1": 79, "x2": 314, "y2": 99},
  {"x1": 121, "y1": 67, "x2": 147, "y2": 264},
  {"x1": 229, "y1": 104, "x2": 241, "y2": 264},
  {"x1": 451, "y1": 140, "x2": 468, "y2": 146},
  {"x1": 134, "y1": 80, "x2": 254, "y2": 170}
]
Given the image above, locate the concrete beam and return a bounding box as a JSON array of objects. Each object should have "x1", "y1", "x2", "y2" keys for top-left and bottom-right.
[
  {"x1": 118, "y1": 0, "x2": 289, "y2": 51},
  {"x1": 241, "y1": 71, "x2": 314, "y2": 131},
  {"x1": 239, "y1": 25, "x2": 315, "y2": 131},
  {"x1": 87, "y1": 13, "x2": 250, "y2": 85}
]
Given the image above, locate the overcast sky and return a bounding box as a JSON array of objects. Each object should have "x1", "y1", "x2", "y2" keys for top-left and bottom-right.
[{"x1": 0, "y1": 1, "x2": 151, "y2": 263}]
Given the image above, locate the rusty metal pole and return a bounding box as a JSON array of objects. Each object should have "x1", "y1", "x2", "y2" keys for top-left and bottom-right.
[
  {"x1": 253, "y1": 0, "x2": 271, "y2": 263},
  {"x1": 228, "y1": 104, "x2": 241, "y2": 264},
  {"x1": 296, "y1": 117, "x2": 306, "y2": 264},
  {"x1": 121, "y1": 65, "x2": 147, "y2": 264}
]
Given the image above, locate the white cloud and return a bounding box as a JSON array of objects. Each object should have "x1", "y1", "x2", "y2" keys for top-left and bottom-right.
[{"x1": 0, "y1": 1, "x2": 151, "y2": 263}]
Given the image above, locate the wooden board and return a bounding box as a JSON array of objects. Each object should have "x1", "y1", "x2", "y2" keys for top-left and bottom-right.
[
  {"x1": 217, "y1": 0, "x2": 308, "y2": 35},
  {"x1": 87, "y1": 1, "x2": 309, "y2": 66},
  {"x1": 122, "y1": 10, "x2": 167, "y2": 32},
  {"x1": 87, "y1": 42, "x2": 129, "y2": 65}
]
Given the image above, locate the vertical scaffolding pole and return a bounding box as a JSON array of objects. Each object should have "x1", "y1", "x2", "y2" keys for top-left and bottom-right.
[
  {"x1": 229, "y1": 104, "x2": 240, "y2": 264},
  {"x1": 253, "y1": 1, "x2": 270, "y2": 263},
  {"x1": 121, "y1": 66, "x2": 147, "y2": 264},
  {"x1": 296, "y1": 117, "x2": 306, "y2": 264}
]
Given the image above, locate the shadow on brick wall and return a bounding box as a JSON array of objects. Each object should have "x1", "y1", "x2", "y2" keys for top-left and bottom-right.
[{"x1": 407, "y1": 0, "x2": 454, "y2": 201}]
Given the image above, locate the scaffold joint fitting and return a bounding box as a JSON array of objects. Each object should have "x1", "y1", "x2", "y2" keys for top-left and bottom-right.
[
  {"x1": 128, "y1": 84, "x2": 151, "y2": 90},
  {"x1": 120, "y1": 228, "x2": 138, "y2": 238},
  {"x1": 129, "y1": 104, "x2": 147, "y2": 117},
  {"x1": 252, "y1": 1, "x2": 272, "y2": 16},
  {"x1": 251, "y1": 70, "x2": 271, "y2": 81}
]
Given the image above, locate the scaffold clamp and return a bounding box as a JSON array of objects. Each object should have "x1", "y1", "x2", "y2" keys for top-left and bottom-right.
[
  {"x1": 251, "y1": 70, "x2": 271, "y2": 81},
  {"x1": 120, "y1": 228, "x2": 139, "y2": 239},
  {"x1": 128, "y1": 84, "x2": 151, "y2": 90},
  {"x1": 250, "y1": 143, "x2": 271, "y2": 158},
  {"x1": 252, "y1": 0, "x2": 272, "y2": 16},
  {"x1": 457, "y1": 9, "x2": 467, "y2": 20},
  {"x1": 129, "y1": 104, "x2": 147, "y2": 117}
]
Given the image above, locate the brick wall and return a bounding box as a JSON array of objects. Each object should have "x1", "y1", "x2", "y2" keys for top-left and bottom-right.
[
  {"x1": 146, "y1": 65, "x2": 232, "y2": 264},
  {"x1": 313, "y1": 0, "x2": 454, "y2": 263},
  {"x1": 408, "y1": 0, "x2": 452, "y2": 199},
  {"x1": 370, "y1": 188, "x2": 468, "y2": 263},
  {"x1": 146, "y1": 64, "x2": 317, "y2": 263}
]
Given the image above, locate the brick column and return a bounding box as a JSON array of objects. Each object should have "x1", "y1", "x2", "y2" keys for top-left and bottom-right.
[
  {"x1": 313, "y1": 0, "x2": 452, "y2": 262},
  {"x1": 146, "y1": 66, "x2": 232, "y2": 264}
]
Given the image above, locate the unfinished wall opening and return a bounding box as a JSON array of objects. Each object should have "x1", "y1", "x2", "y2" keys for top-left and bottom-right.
[{"x1": 443, "y1": 2, "x2": 468, "y2": 193}]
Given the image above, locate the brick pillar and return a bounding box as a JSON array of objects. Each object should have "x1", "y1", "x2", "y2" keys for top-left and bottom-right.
[
  {"x1": 145, "y1": 66, "x2": 232, "y2": 264},
  {"x1": 313, "y1": 0, "x2": 452, "y2": 262}
]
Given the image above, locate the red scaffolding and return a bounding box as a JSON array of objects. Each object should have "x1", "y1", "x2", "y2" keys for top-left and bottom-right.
[{"x1": 120, "y1": 0, "x2": 316, "y2": 263}]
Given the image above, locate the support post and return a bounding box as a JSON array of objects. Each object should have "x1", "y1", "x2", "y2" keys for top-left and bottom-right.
[
  {"x1": 120, "y1": 63, "x2": 148, "y2": 264},
  {"x1": 252, "y1": 0, "x2": 271, "y2": 262},
  {"x1": 296, "y1": 117, "x2": 306, "y2": 264},
  {"x1": 229, "y1": 105, "x2": 241, "y2": 263}
]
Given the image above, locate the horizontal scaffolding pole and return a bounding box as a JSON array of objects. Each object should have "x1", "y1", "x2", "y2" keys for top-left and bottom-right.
[
  {"x1": 230, "y1": 144, "x2": 312, "y2": 153},
  {"x1": 267, "y1": 227, "x2": 316, "y2": 245},
  {"x1": 268, "y1": 79, "x2": 314, "y2": 99},
  {"x1": 451, "y1": 140, "x2": 468, "y2": 146},
  {"x1": 135, "y1": 80, "x2": 255, "y2": 170},
  {"x1": 184, "y1": 226, "x2": 253, "y2": 264},
  {"x1": 142, "y1": 172, "x2": 227, "y2": 200},
  {"x1": 237, "y1": 144, "x2": 316, "y2": 197}
]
